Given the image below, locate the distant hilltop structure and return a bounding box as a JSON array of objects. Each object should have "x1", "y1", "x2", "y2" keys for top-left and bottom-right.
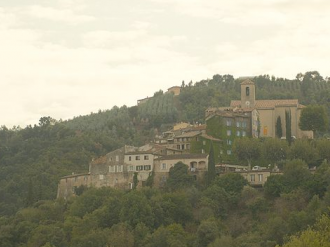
[{"x1": 137, "y1": 85, "x2": 181, "y2": 105}]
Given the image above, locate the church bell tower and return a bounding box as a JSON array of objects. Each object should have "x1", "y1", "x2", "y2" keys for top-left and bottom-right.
[{"x1": 240, "y1": 79, "x2": 256, "y2": 108}]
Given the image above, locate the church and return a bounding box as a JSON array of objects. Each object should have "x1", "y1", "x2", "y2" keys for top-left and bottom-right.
[{"x1": 230, "y1": 79, "x2": 313, "y2": 139}]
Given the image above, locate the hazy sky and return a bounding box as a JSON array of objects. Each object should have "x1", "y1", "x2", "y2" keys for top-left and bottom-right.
[{"x1": 1, "y1": 0, "x2": 330, "y2": 127}]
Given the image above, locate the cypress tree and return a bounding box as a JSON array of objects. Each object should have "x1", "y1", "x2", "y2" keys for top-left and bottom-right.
[
  {"x1": 275, "y1": 116, "x2": 283, "y2": 138},
  {"x1": 285, "y1": 110, "x2": 292, "y2": 145},
  {"x1": 207, "y1": 142, "x2": 216, "y2": 185}
]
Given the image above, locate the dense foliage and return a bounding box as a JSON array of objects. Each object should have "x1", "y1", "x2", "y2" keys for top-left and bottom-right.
[{"x1": 0, "y1": 71, "x2": 330, "y2": 246}]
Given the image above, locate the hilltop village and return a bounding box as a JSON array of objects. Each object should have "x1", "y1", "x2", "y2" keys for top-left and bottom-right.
[{"x1": 57, "y1": 79, "x2": 313, "y2": 199}]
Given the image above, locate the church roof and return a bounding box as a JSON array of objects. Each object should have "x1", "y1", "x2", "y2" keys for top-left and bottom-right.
[
  {"x1": 230, "y1": 99, "x2": 299, "y2": 109},
  {"x1": 240, "y1": 79, "x2": 255, "y2": 85}
]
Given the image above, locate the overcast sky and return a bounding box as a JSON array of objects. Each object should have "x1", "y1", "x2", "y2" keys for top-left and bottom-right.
[{"x1": 1, "y1": 0, "x2": 330, "y2": 127}]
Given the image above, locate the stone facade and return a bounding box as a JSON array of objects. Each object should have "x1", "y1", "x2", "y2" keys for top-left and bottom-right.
[
  {"x1": 153, "y1": 154, "x2": 208, "y2": 188},
  {"x1": 230, "y1": 79, "x2": 313, "y2": 139},
  {"x1": 167, "y1": 86, "x2": 181, "y2": 96},
  {"x1": 57, "y1": 145, "x2": 208, "y2": 199}
]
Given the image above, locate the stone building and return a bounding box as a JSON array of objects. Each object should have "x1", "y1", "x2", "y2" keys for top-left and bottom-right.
[
  {"x1": 153, "y1": 154, "x2": 208, "y2": 188},
  {"x1": 57, "y1": 144, "x2": 209, "y2": 199},
  {"x1": 167, "y1": 86, "x2": 181, "y2": 96},
  {"x1": 230, "y1": 79, "x2": 313, "y2": 139}
]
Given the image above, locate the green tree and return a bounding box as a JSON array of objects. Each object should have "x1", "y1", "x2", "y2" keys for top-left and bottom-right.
[
  {"x1": 264, "y1": 175, "x2": 285, "y2": 198},
  {"x1": 285, "y1": 110, "x2": 292, "y2": 145},
  {"x1": 166, "y1": 162, "x2": 195, "y2": 191},
  {"x1": 315, "y1": 139, "x2": 330, "y2": 162},
  {"x1": 275, "y1": 116, "x2": 283, "y2": 138},
  {"x1": 262, "y1": 138, "x2": 288, "y2": 166},
  {"x1": 289, "y1": 140, "x2": 319, "y2": 165},
  {"x1": 119, "y1": 191, "x2": 154, "y2": 228},
  {"x1": 197, "y1": 220, "x2": 219, "y2": 247},
  {"x1": 233, "y1": 138, "x2": 261, "y2": 170},
  {"x1": 283, "y1": 159, "x2": 312, "y2": 192},
  {"x1": 277, "y1": 214, "x2": 330, "y2": 247},
  {"x1": 299, "y1": 105, "x2": 329, "y2": 137},
  {"x1": 213, "y1": 173, "x2": 247, "y2": 195}
]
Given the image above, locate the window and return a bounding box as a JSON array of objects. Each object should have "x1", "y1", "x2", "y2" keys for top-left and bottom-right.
[
  {"x1": 109, "y1": 166, "x2": 115, "y2": 172},
  {"x1": 242, "y1": 121, "x2": 247, "y2": 128},
  {"x1": 186, "y1": 144, "x2": 190, "y2": 149},
  {"x1": 161, "y1": 163, "x2": 167, "y2": 170},
  {"x1": 258, "y1": 174, "x2": 263, "y2": 182},
  {"x1": 236, "y1": 121, "x2": 241, "y2": 128},
  {"x1": 202, "y1": 149, "x2": 205, "y2": 154},
  {"x1": 136, "y1": 156, "x2": 140, "y2": 160},
  {"x1": 117, "y1": 165, "x2": 123, "y2": 172},
  {"x1": 115, "y1": 155, "x2": 119, "y2": 161},
  {"x1": 99, "y1": 174, "x2": 104, "y2": 180},
  {"x1": 236, "y1": 131, "x2": 241, "y2": 137},
  {"x1": 227, "y1": 139, "x2": 232, "y2": 145},
  {"x1": 250, "y1": 174, "x2": 255, "y2": 182},
  {"x1": 227, "y1": 150, "x2": 232, "y2": 155},
  {"x1": 242, "y1": 131, "x2": 246, "y2": 137},
  {"x1": 129, "y1": 165, "x2": 134, "y2": 171},
  {"x1": 144, "y1": 155, "x2": 149, "y2": 160},
  {"x1": 203, "y1": 140, "x2": 206, "y2": 146},
  {"x1": 246, "y1": 87, "x2": 250, "y2": 96},
  {"x1": 144, "y1": 165, "x2": 151, "y2": 170},
  {"x1": 129, "y1": 156, "x2": 132, "y2": 161},
  {"x1": 227, "y1": 130, "x2": 231, "y2": 136},
  {"x1": 226, "y1": 120, "x2": 232, "y2": 126},
  {"x1": 136, "y1": 165, "x2": 143, "y2": 171}
]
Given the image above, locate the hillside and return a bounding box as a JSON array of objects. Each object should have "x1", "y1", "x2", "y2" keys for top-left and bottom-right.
[
  {"x1": 0, "y1": 71, "x2": 330, "y2": 215},
  {"x1": 0, "y1": 71, "x2": 330, "y2": 246}
]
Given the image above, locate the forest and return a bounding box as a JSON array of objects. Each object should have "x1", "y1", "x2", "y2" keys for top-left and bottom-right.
[{"x1": 0, "y1": 71, "x2": 330, "y2": 246}]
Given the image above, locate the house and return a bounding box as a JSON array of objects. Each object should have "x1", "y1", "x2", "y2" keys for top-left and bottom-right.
[
  {"x1": 153, "y1": 154, "x2": 208, "y2": 188},
  {"x1": 57, "y1": 145, "x2": 159, "y2": 198},
  {"x1": 167, "y1": 86, "x2": 181, "y2": 96},
  {"x1": 232, "y1": 169, "x2": 282, "y2": 187},
  {"x1": 137, "y1": 96, "x2": 153, "y2": 105}
]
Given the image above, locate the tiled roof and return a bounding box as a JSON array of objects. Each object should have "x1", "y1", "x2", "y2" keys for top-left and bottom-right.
[
  {"x1": 192, "y1": 124, "x2": 206, "y2": 130},
  {"x1": 240, "y1": 79, "x2": 255, "y2": 85},
  {"x1": 231, "y1": 99, "x2": 299, "y2": 109},
  {"x1": 156, "y1": 154, "x2": 208, "y2": 161},
  {"x1": 201, "y1": 133, "x2": 222, "y2": 142},
  {"x1": 61, "y1": 173, "x2": 90, "y2": 179},
  {"x1": 175, "y1": 131, "x2": 201, "y2": 138}
]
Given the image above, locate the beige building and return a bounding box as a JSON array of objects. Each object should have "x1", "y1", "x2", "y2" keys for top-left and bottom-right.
[
  {"x1": 57, "y1": 145, "x2": 160, "y2": 199},
  {"x1": 167, "y1": 86, "x2": 181, "y2": 96},
  {"x1": 153, "y1": 154, "x2": 208, "y2": 188},
  {"x1": 230, "y1": 79, "x2": 313, "y2": 139},
  {"x1": 235, "y1": 170, "x2": 282, "y2": 187}
]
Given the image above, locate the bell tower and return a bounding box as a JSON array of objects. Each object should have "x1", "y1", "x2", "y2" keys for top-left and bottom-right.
[{"x1": 240, "y1": 79, "x2": 256, "y2": 108}]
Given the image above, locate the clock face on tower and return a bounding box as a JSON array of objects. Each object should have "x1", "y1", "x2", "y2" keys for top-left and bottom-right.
[{"x1": 245, "y1": 101, "x2": 250, "y2": 107}]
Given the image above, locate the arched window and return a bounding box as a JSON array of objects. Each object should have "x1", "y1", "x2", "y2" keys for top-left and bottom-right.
[{"x1": 246, "y1": 87, "x2": 250, "y2": 96}]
